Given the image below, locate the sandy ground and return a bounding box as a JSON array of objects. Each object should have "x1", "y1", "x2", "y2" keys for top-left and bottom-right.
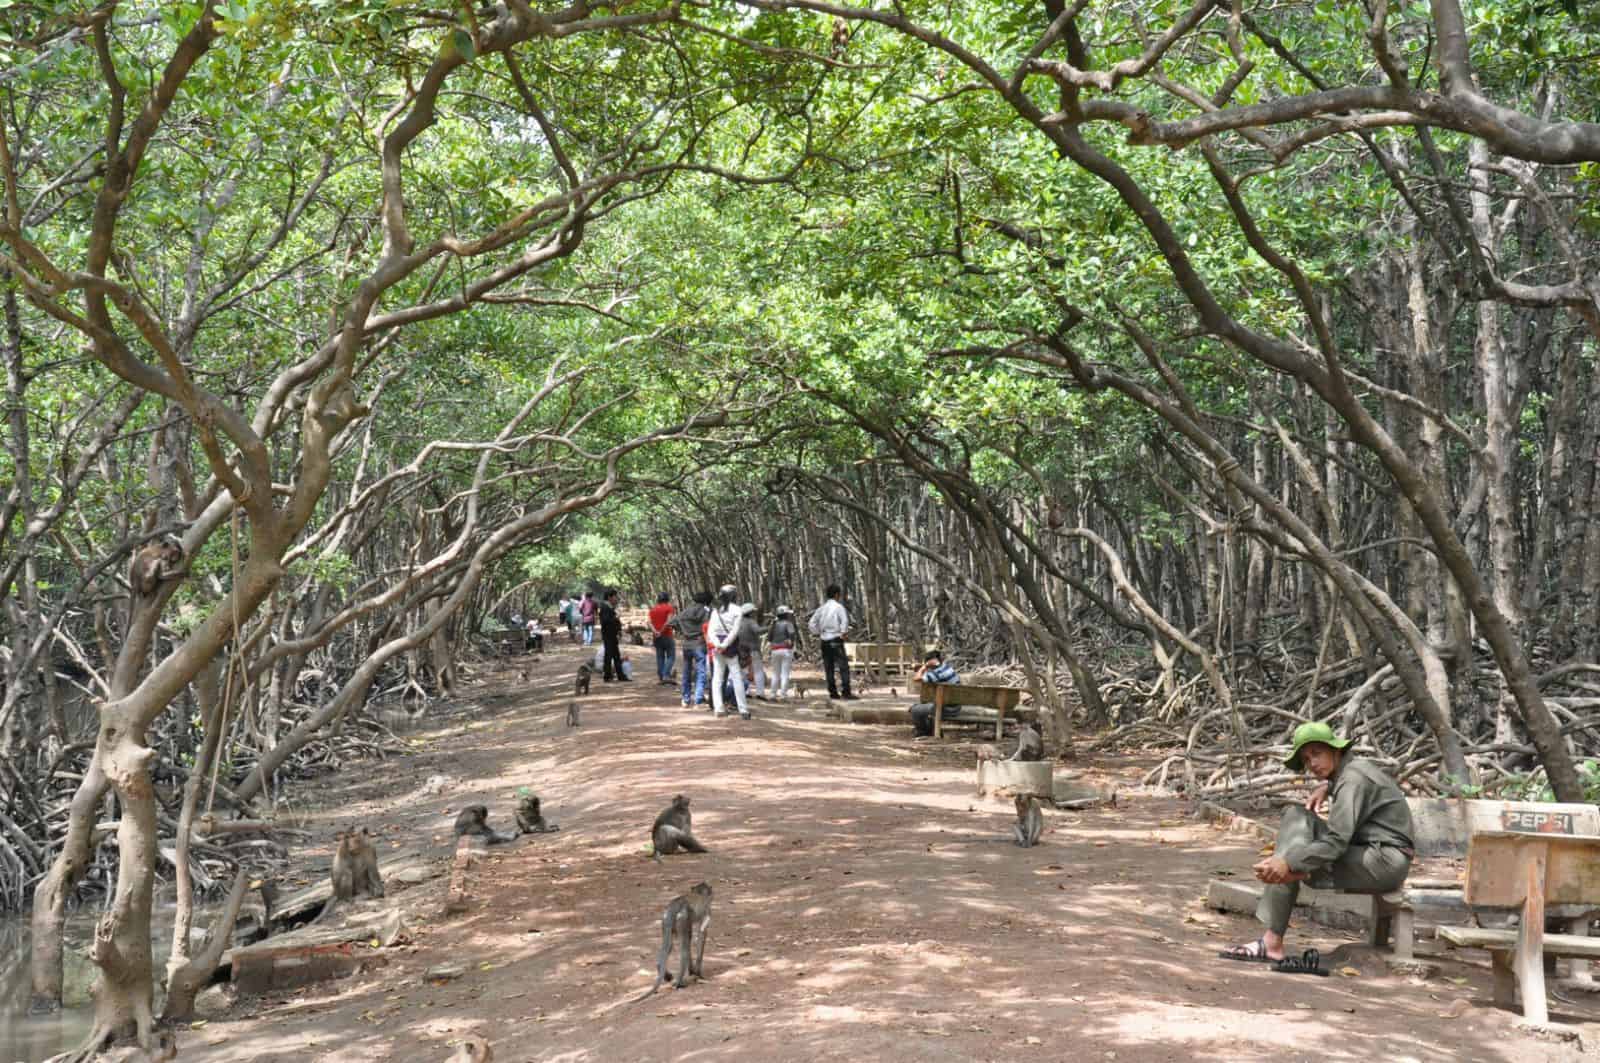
[{"x1": 177, "y1": 641, "x2": 1600, "y2": 1063}]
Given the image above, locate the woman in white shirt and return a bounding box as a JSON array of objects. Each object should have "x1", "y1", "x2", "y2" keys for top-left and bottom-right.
[{"x1": 708, "y1": 585, "x2": 750, "y2": 719}]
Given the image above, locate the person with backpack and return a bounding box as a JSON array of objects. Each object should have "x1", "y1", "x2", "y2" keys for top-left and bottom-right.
[
  {"x1": 737, "y1": 602, "x2": 769, "y2": 700},
  {"x1": 767, "y1": 606, "x2": 801, "y2": 697},
  {"x1": 707, "y1": 584, "x2": 750, "y2": 719},
  {"x1": 676, "y1": 590, "x2": 712, "y2": 708}
]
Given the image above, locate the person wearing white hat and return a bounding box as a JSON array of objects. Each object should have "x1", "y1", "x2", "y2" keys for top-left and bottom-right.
[
  {"x1": 707, "y1": 584, "x2": 749, "y2": 719},
  {"x1": 737, "y1": 603, "x2": 769, "y2": 701},
  {"x1": 767, "y1": 606, "x2": 801, "y2": 697}
]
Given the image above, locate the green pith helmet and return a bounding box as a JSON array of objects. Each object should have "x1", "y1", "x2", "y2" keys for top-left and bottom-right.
[{"x1": 1284, "y1": 721, "x2": 1352, "y2": 771}]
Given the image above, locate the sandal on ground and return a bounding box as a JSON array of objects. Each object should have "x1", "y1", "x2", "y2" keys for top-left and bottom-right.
[
  {"x1": 1218, "y1": 937, "x2": 1279, "y2": 964},
  {"x1": 1272, "y1": 949, "x2": 1329, "y2": 976}
]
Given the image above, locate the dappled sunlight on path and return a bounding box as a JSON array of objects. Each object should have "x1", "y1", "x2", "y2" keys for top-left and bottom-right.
[{"x1": 181, "y1": 646, "x2": 1596, "y2": 1062}]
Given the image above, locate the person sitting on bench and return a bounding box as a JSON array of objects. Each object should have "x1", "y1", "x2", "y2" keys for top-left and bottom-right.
[
  {"x1": 909, "y1": 652, "x2": 961, "y2": 737},
  {"x1": 1220, "y1": 721, "x2": 1414, "y2": 969}
]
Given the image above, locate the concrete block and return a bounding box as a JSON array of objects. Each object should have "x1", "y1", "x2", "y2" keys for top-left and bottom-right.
[
  {"x1": 836, "y1": 705, "x2": 912, "y2": 725},
  {"x1": 976, "y1": 760, "x2": 1052, "y2": 796},
  {"x1": 1206, "y1": 877, "x2": 1380, "y2": 934}
]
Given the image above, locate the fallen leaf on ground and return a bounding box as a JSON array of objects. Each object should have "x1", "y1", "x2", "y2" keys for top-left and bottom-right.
[{"x1": 1338, "y1": 966, "x2": 1361, "y2": 977}]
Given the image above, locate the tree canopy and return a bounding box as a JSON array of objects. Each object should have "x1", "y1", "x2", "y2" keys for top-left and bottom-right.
[{"x1": 3, "y1": 0, "x2": 1600, "y2": 1051}]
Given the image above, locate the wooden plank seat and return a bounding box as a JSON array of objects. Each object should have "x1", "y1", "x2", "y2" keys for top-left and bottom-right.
[
  {"x1": 919, "y1": 680, "x2": 1026, "y2": 741},
  {"x1": 1338, "y1": 800, "x2": 1600, "y2": 963},
  {"x1": 1432, "y1": 830, "x2": 1600, "y2": 1024}
]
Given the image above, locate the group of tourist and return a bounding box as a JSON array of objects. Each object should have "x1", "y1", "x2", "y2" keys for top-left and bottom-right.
[
  {"x1": 545, "y1": 584, "x2": 973, "y2": 729},
  {"x1": 541, "y1": 582, "x2": 869, "y2": 719},
  {"x1": 555, "y1": 591, "x2": 601, "y2": 645}
]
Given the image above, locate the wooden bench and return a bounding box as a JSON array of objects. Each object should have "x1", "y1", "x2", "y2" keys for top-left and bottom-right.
[
  {"x1": 847, "y1": 642, "x2": 932, "y2": 684},
  {"x1": 1436, "y1": 831, "x2": 1600, "y2": 1024},
  {"x1": 919, "y1": 680, "x2": 1025, "y2": 741},
  {"x1": 1353, "y1": 800, "x2": 1600, "y2": 961}
]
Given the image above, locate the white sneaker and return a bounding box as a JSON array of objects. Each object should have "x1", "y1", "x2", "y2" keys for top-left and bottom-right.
[{"x1": 714, "y1": 711, "x2": 726, "y2": 718}]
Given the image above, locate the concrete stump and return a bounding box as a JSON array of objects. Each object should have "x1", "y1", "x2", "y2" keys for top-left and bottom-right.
[{"x1": 976, "y1": 759, "x2": 1052, "y2": 796}]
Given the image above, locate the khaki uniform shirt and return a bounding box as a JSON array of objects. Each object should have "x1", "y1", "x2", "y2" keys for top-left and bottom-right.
[{"x1": 1288, "y1": 757, "x2": 1413, "y2": 874}]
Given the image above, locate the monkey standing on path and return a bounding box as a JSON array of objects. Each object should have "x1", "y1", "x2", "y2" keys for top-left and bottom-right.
[
  {"x1": 454, "y1": 805, "x2": 516, "y2": 845},
  {"x1": 635, "y1": 882, "x2": 713, "y2": 1000},
  {"x1": 575, "y1": 663, "x2": 593, "y2": 696},
  {"x1": 650, "y1": 794, "x2": 707, "y2": 862},
  {"x1": 514, "y1": 794, "x2": 559, "y2": 834},
  {"x1": 566, "y1": 700, "x2": 580, "y2": 727},
  {"x1": 1010, "y1": 723, "x2": 1043, "y2": 762},
  {"x1": 1013, "y1": 794, "x2": 1043, "y2": 848}
]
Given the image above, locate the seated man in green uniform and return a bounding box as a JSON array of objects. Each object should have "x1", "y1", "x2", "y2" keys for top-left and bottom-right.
[{"x1": 1221, "y1": 722, "x2": 1415, "y2": 968}]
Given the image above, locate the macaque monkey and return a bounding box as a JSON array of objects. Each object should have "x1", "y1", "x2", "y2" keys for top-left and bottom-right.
[
  {"x1": 331, "y1": 827, "x2": 384, "y2": 900},
  {"x1": 575, "y1": 663, "x2": 593, "y2": 696},
  {"x1": 566, "y1": 700, "x2": 580, "y2": 728},
  {"x1": 1046, "y1": 499, "x2": 1066, "y2": 530},
  {"x1": 453, "y1": 805, "x2": 516, "y2": 845},
  {"x1": 447, "y1": 1034, "x2": 493, "y2": 1063},
  {"x1": 1013, "y1": 795, "x2": 1043, "y2": 849},
  {"x1": 514, "y1": 794, "x2": 559, "y2": 834},
  {"x1": 650, "y1": 794, "x2": 707, "y2": 862},
  {"x1": 1010, "y1": 723, "x2": 1044, "y2": 762},
  {"x1": 129, "y1": 537, "x2": 185, "y2": 598},
  {"x1": 829, "y1": 16, "x2": 851, "y2": 57},
  {"x1": 635, "y1": 882, "x2": 713, "y2": 1000}
]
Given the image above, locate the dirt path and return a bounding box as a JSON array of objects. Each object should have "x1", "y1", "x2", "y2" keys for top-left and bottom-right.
[{"x1": 184, "y1": 644, "x2": 1598, "y2": 1062}]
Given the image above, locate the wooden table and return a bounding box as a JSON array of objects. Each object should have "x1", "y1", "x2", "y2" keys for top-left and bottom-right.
[
  {"x1": 1436, "y1": 830, "x2": 1600, "y2": 1024},
  {"x1": 919, "y1": 680, "x2": 1025, "y2": 740}
]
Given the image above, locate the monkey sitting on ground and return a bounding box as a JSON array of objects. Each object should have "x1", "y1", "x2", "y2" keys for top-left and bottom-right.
[
  {"x1": 650, "y1": 794, "x2": 708, "y2": 862},
  {"x1": 317, "y1": 827, "x2": 384, "y2": 922},
  {"x1": 128, "y1": 537, "x2": 185, "y2": 599},
  {"x1": 1010, "y1": 723, "x2": 1044, "y2": 762},
  {"x1": 575, "y1": 663, "x2": 592, "y2": 696},
  {"x1": 635, "y1": 882, "x2": 712, "y2": 1000},
  {"x1": 1013, "y1": 794, "x2": 1044, "y2": 848},
  {"x1": 332, "y1": 827, "x2": 385, "y2": 899},
  {"x1": 566, "y1": 700, "x2": 580, "y2": 727},
  {"x1": 453, "y1": 804, "x2": 516, "y2": 845},
  {"x1": 514, "y1": 794, "x2": 560, "y2": 834},
  {"x1": 448, "y1": 1034, "x2": 493, "y2": 1063}
]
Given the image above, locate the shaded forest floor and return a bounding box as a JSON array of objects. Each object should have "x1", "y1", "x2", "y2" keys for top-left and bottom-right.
[{"x1": 182, "y1": 642, "x2": 1599, "y2": 1062}]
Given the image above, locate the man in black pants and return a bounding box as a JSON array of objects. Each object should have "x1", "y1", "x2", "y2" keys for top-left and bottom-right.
[
  {"x1": 599, "y1": 588, "x2": 629, "y2": 682},
  {"x1": 807, "y1": 583, "x2": 856, "y2": 701}
]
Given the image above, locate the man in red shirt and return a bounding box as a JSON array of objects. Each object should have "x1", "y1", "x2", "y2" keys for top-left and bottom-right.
[{"x1": 648, "y1": 592, "x2": 677, "y2": 685}]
